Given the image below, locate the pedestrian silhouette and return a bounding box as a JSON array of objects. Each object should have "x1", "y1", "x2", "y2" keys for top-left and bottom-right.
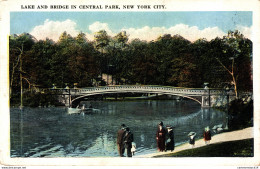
[
  {"x1": 117, "y1": 124, "x2": 126, "y2": 157},
  {"x1": 123, "y1": 127, "x2": 134, "y2": 157}
]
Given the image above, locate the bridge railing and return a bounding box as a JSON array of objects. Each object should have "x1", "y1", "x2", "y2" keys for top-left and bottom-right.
[
  {"x1": 24, "y1": 85, "x2": 236, "y2": 96},
  {"x1": 64, "y1": 85, "x2": 216, "y2": 96}
]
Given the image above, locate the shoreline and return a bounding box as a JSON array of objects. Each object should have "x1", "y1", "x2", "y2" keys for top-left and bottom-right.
[{"x1": 135, "y1": 127, "x2": 254, "y2": 158}]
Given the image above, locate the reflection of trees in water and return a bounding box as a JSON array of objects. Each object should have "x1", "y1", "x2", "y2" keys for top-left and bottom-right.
[
  {"x1": 10, "y1": 108, "x2": 102, "y2": 157},
  {"x1": 170, "y1": 109, "x2": 226, "y2": 127},
  {"x1": 92, "y1": 100, "x2": 201, "y2": 116},
  {"x1": 84, "y1": 102, "x2": 227, "y2": 155},
  {"x1": 84, "y1": 132, "x2": 117, "y2": 156}
]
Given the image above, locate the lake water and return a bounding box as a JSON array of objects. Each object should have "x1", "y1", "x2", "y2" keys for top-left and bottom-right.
[{"x1": 10, "y1": 100, "x2": 227, "y2": 157}]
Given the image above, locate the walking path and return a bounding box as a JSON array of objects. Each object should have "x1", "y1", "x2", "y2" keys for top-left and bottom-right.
[{"x1": 135, "y1": 127, "x2": 254, "y2": 158}]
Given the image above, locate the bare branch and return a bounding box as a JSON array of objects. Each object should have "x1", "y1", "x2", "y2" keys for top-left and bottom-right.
[
  {"x1": 215, "y1": 57, "x2": 232, "y2": 75},
  {"x1": 22, "y1": 77, "x2": 32, "y2": 89},
  {"x1": 10, "y1": 44, "x2": 24, "y2": 97}
]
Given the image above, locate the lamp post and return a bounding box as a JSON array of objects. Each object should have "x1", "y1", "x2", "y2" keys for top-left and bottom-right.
[
  {"x1": 73, "y1": 83, "x2": 78, "y2": 89},
  {"x1": 202, "y1": 82, "x2": 210, "y2": 108},
  {"x1": 225, "y1": 86, "x2": 230, "y2": 109},
  {"x1": 225, "y1": 86, "x2": 230, "y2": 130},
  {"x1": 204, "y1": 82, "x2": 209, "y2": 89},
  {"x1": 65, "y1": 83, "x2": 71, "y2": 107}
]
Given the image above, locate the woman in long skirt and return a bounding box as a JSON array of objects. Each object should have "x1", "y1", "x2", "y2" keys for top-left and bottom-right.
[
  {"x1": 165, "y1": 126, "x2": 175, "y2": 151},
  {"x1": 156, "y1": 121, "x2": 167, "y2": 152}
]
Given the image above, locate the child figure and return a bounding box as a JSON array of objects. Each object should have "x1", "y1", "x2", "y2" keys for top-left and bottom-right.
[
  {"x1": 203, "y1": 126, "x2": 211, "y2": 145},
  {"x1": 188, "y1": 132, "x2": 196, "y2": 148},
  {"x1": 131, "y1": 142, "x2": 136, "y2": 156}
]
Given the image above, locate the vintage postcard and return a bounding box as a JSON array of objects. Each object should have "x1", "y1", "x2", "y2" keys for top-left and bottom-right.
[{"x1": 0, "y1": 0, "x2": 259, "y2": 167}]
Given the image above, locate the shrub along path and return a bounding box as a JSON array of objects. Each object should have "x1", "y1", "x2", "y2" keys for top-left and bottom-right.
[{"x1": 135, "y1": 127, "x2": 253, "y2": 158}]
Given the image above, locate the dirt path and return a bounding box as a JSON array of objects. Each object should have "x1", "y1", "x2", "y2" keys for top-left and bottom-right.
[{"x1": 135, "y1": 127, "x2": 254, "y2": 158}]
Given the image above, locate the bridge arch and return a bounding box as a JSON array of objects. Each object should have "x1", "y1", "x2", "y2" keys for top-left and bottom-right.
[
  {"x1": 59, "y1": 85, "x2": 228, "y2": 108},
  {"x1": 70, "y1": 91, "x2": 202, "y2": 107}
]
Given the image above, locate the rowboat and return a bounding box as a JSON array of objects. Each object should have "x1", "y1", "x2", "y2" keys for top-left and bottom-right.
[{"x1": 67, "y1": 107, "x2": 99, "y2": 115}]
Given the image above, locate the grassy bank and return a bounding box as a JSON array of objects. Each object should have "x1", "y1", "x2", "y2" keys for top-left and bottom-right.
[{"x1": 154, "y1": 138, "x2": 253, "y2": 157}]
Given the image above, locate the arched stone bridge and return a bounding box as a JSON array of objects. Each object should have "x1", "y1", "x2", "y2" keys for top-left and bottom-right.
[{"x1": 52, "y1": 85, "x2": 237, "y2": 108}]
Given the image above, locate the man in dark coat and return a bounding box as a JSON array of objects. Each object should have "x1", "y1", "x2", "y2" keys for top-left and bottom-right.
[
  {"x1": 117, "y1": 124, "x2": 126, "y2": 157},
  {"x1": 156, "y1": 121, "x2": 167, "y2": 152},
  {"x1": 123, "y1": 127, "x2": 134, "y2": 157}
]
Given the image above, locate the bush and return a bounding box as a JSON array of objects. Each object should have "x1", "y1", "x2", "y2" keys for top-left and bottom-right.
[
  {"x1": 10, "y1": 91, "x2": 61, "y2": 107},
  {"x1": 228, "y1": 99, "x2": 253, "y2": 130}
]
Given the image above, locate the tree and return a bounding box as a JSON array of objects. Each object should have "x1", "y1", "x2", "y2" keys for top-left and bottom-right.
[
  {"x1": 167, "y1": 53, "x2": 198, "y2": 87},
  {"x1": 9, "y1": 29, "x2": 252, "y2": 102},
  {"x1": 75, "y1": 32, "x2": 88, "y2": 44},
  {"x1": 94, "y1": 30, "x2": 110, "y2": 52},
  {"x1": 94, "y1": 30, "x2": 111, "y2": 83},
  {"x1": 70, "y1": 32, "x2": 99, "y2": 87},
  {"x1": 153, "y1": 34, "x2": 176, "y2": 85},
  {"x1": 190, "y1": 38, "x2": 210, "y2": 87},
  {"x1": 216, "y1": 30, "x2": 252, "y2": 98},
  {"x1": 23, "y1": 38, "x2": 56, "y2": 88},
  {"x1": 9, "y1": 33, "x2": 36, "y2": 99},
  {"x1": 49, "y1": 32, "x2": 75, "y2": 87},
  {"x1": 155, "y1": 34, "x2": 193, "y2": 86},
  {"x1": 129, "y1": 39, "x2": 159, "y2": 84},
  {"x1": 114, "y1": 31, "x2": 128, "y2": 48},
  {"x1": 110, "y1": 31, "x2": 129, "y2": 84}
]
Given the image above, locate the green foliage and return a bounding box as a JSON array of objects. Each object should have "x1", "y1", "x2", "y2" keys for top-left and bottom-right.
[
  {"x1": 25, "y1": 92, "x2": 60, "y2": 107},
  {"x1": 228, "y1": 99, "x2": 253, "y2": 130},
  {"x1": 9, "y1": 30, "x2": 252, "y2": 103},
  {"x1": 94, "y1": 30, "x2": 110, "y2": 51},
  {"x1": 9, "y1": 33, "x2": 36, "y2": 95},
  {"x1": 11, "y1": 91, "x2": 61, "y2": 107}
]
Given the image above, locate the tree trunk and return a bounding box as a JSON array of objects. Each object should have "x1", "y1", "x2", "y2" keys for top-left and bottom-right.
[
  {"x1": 10, "y1": 46, "x2": 23, "y2": 98},
  {"x1": 232, "y1": 73, "x2": 238, "y2": 99}
]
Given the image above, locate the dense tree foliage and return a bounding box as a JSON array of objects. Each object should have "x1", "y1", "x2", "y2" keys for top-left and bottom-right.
[
  {"x1": 228, "y1": 99, "x2": 253, "y2": 130},
  {"x1": 9, "y1": 30, "x2": 252, "y2": 99}
]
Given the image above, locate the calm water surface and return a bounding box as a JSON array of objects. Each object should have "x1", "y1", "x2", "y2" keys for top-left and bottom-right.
[{"x1": 10, "y1": 100, "x2": 227, "y2": 157}]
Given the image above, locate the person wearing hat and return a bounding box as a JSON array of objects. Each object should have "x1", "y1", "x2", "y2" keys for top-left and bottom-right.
[
  {"x1": 165, "y1": 126, "x2": 175, "y2": 152},
  {"x1": 117, "y1": 124, "x2": 126, "y2": 157},
  {"x1": 156, "y1": 121, "x2": 167, "y2": 152},
  {"x1": 123, "y1": 127, "x2": 134, "y2": 157},
  {"x1": 203, "y1": 126, "x2": 211, "y2": 145},
  {"x1": 188, "y1": 132, "x2": 196, "y2": 148}
]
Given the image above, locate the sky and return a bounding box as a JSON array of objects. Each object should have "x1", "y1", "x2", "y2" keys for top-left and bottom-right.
[{"x1": 10, "y1": 11, "x2": 252, "y2": 42}]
